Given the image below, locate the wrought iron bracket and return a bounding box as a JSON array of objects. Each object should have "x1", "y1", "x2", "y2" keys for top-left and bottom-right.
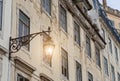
[{"x1": 9, "y1": 28, "x2": 51, "y2": 60}]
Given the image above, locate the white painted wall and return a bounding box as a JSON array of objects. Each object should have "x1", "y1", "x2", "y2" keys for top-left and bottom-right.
[
  {"x1": 0, "y1": 0, "x2": 12, "y2": 81},
  {"x1": 0, "y1": 0, "x2": 12, "y2": 51}
]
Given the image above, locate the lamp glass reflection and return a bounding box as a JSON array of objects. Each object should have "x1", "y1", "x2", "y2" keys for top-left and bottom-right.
[{"x1": 43, "y1": 38, "x2": 55, "y2": 56}]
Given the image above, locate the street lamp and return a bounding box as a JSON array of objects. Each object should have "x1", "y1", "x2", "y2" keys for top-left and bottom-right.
[
  {"x1": 43, "y1": 37, "x2": 55, "y2": 56},
  {"x1": 9, "y1": 27, "x2": 55, "y2": 60}
]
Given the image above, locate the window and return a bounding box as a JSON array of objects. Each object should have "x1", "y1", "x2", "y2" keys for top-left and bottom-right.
[
  {"x1": 86, "y1": 36, "x2": 91, "y2": 58},
  {"x1": 118, "y1": 73, "x2": 120, "y2": 81},
  {"x1": 40, "y1": 76, "x2": 51, "y2": 81},
  {"x1": 0, "y1": 59, "x2": 2, "y2": 81},
  {"x1": 19, "y1": 10, "x2": 30, "y2": 50},
  {"x1": 101, "y1": 28, "x2": 105, "y2": 40},
  {"x1": 59, "y1": 5, "x2": 67, "y2": 32},
  {"x1": 42, "y1": 0, "x2": 51, "y2": 15},
  {"x1": 76, "y1": 62, "x2": 82, "y2": 81},
  {"x1": 95, "y1": 47, "x2": 101, "y2": 68},
  {"x1": 88, "y1": 72, "x2": 93, "y2": 81},
  {"x1": 0, "y1": 0, "x2": 2, "y2": 30},
  {"x1": 17, "y1": 74, "x2": 29, "y2": 81},
  {"x1": 110, "y1": 20, "x2": 115, "y2": 28},
  {"x1": 119, "y1": 23, "x2": 120, "y2": 29},
  {"x1": 108, "y1": 38, "x2": 112, "y2": 53},
  {"x1": 111, "y1": 65, "x2": 115, "y2": 81},
  {"x1": 61, "y1": 48, "x2": 69, "y2": 79},
  {"x1": 103, "y1": 57, "x2": 109, "y2": 75},
  {"x1": 93, "y1": 0, "x2": 99, "y2": 9},
  {"x1": 115, "y1": 46, "x2": 118, "y2": 62},
  {"x1": 74, "y1": 21, "x2": 80, "y2": 45}
]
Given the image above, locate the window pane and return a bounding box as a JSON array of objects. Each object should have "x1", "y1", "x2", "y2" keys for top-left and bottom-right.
[
  {"x1": 86, "y1": 36, "x2": 91, "y2": 58},
  {"x1": 19, "y1": 20, "x2": 23, "y2": 37},
  {"x1": 74, "y1": 22, "x2": 80, "y2": 45},
  {"x1": 17, "y1": 74, "x2": 29, "y2": 81},
  {"x1": 76, "y1": 62, "x2": 82, "y2": 81},
  {"x1": 115, "y1": 46, "x2": 118, "y2": 62},
  {"x1": 118, "y1": 73, "x2": 120, "y2": 81},
  {"x1": 95, "y1": 47, "x2": 101, "y2": 67},
  {"x1": 42, "y1": 0, "x2": 51, "y2": 15},
  {"x1": 61, "y1": 48, "x2": 69, "y2": 79},
  {"x1": 103, "y1": 57, "x2": 108, "y2": 75},
  {"x1": 19, "y1": 10, "x2": 30, "y2": 50},
  {"x1": 111, "y1": 65, "x2": 115, "y2": 81},
  {"x1": 0, "y1": 1, "x2": 2, "y2": 30},
  {"x1": 19, "y1": 11, "x2": 29, "y2": 26},
  {"x1": 110, "y1": 20, "x2": 115, "y2": 28},
  {"x1": 108, "y1": 38, "x2": 112, "y2": 53},
  {"x1": 59, "y1": 5, "x2": 67, "y2": 32},
  {"x1": 88, "y1": 72, "x2": 93, "y2": 81},
  {"x1": 119, "y1": 23, "x2": 120, "y2": 29},
  {"x1": 101, "y1": 29, "x2": 105, "y2": 40}
]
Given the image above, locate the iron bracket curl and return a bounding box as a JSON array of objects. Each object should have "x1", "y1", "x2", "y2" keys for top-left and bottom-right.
[{"x1": 9, "y1": 28, "x2": 51, "y2": 60}]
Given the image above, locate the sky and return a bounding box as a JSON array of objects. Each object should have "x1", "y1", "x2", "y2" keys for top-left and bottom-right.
[{"x1": 98, "y1": 0, "x2": 120, "y2": 10}]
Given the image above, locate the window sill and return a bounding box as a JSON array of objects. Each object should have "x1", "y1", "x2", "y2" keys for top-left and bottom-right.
[
  {"x1": 59, "y1": 27, "x2": 68, "y2": 38},
  {"x1": 96, "y1": 65, "x2": 101, "y2": 71},
  {"x1": 41, "y1": 7, "x2": 52, "y2": 19},
  {"x1": 21, "y1": 47, "x2": 31, "y2": 56},
  {"x1": 86, "y1": 53, "x2": 92, "y2": 61},
  {"x1": 61, "y1": 75, "x2": 69, "y2": 81},
  {"x1": 74, "y1": 41, "x2": 81, "y2": 50},
  {"x1": 41, "y1": 61, "x2": 53, "y2": 73},
  {"x1": 104, "y1": 73, "x2": 109, "y2": 77}
]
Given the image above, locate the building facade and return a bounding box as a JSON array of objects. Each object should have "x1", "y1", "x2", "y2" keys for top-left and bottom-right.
[
  {"x1": 0, "y1": 0, "x2": 12, "y2": 81},
  {"x1": 1, "y1": 0, "x2": 120, "y2": 81},
  {"x1": 93, "y1": 0, "x2": 120, "y2": 81}
]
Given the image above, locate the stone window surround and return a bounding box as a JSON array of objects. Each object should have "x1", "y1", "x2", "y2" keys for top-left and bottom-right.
[
  {"x1": 40, "y1": 73, "x2": 53, "y2": 81},
  {"x1": 14, "y1": 56, "x2": 36, "y2": 81},
  {"x1": 74, "y1": 20, "x2": 80, "y2": 46}
]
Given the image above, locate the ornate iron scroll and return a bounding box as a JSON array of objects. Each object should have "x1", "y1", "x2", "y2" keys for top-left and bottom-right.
[{"x1": 9, "y1": 29, "x2": 51, "y2": 60}]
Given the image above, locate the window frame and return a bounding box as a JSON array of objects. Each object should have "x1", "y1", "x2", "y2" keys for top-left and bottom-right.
[
  {"x1": 0, "y1": 0, "x2": 3, "y2": 31},
  {"x1": 108, "y1": 38, "x2": 112, "y2": 54},
  {"x1": 95, "y1": 46, "x2": 101, "y2": 68},
  {"x1": 61, "y1": 48, "x2": 69, "y2": 79},
  {"x1": 59, "y1": 4, "x2": 67, "y2": 32},
  {"x1": 88, "y1": 72, "x2": 93, "y2": 81},
  {"x1": 40, "y1": 75, "x2": 52, "y2": 81},
  {"x1": 74, "y1": 21, "x2": 80, "y2": 46},
  {"x1": 86, "y1": 35, "x2": 91, "y2": 58},
  {"x1": 101, "y1": 28, "x2": 105, "y2": 40},
  {"x1": 111, "y1": 64, "x2": 115, "y2": 81},
  {"x1": 110, "y1": 20, "x2": 115, "y2": 28},
  {"x1": 17, "y1": 73, "x2": 29, "y2": 81},
  {"x1": 42, "y1": 0, "x2": 51, "y2": 15},
  {"x1": 114, "y1": 46, "x2": 118, "y2": 62},
  {"x1": 119, "y1": 23, "x2": 120, "y2": 29},
  {"x1": 76, "y1": 61, "x2": 82, "y2": 81},
  {"x1": 18, "y1": 10, "x2": 30, "y2": 51},
  {"x1": 103, "y1": 56, "x2": 109, "y2": 76},
  {"x1": 118, "y1": 73, "x2": 120, "y2": 81}
]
